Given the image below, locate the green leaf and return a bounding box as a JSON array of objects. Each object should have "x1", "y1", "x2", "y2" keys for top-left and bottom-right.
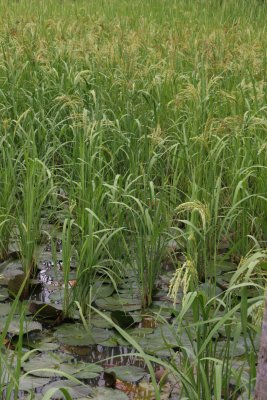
[
  {"x1": 90, "y1": 387, "x2": 128, "y2": 400},
  {"x1": 0, "y1": 303, "x2": 11, "y2": 317},
  {"x1": 91, "y1": 282, "x2": 114, "y2": 300},
  {"x1": 54, "y1": 323, "x2": 112, "y2": 346},
  {"x1": 95, "y1": 296, "x2": 141, "y2": 312},
  {"x1": 24, "y1": 333, "x2": 60, "y2": 352},
  {"x1": 73, "y1": 363, "x2": 103, "y2": 380},
  {"x1": 23, "y1": 351, "x2": 103, "y2": 381},
  {"x1": 105, "y1": 365, "x2": 146, "y2": 383},
  {"x1": 0, "y1": 316, "x2": 42, "y2": 336},
  {"x1": 22, "y1": 353, "x2": 74, "y2": 378},
  {"x1": 42, "y1": 381, "x2": 92, "y2": 400},
  {"x1": 19, "y1": 376, "x2": 51, "y2": 391},
  {"x1": 0, "y1": 286, "x2": 9, "y2": 301},
  {"x1": 28, "y1": 301, "x2": 63, "y2": 321}
]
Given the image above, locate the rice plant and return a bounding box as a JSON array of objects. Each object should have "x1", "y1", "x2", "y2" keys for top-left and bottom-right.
[
  {"x1": 16, "y1": 155, "x2": 53, "y2": 281},
  {"x1": 0, "y1": 0, "x2": 266, "y2": 397}
]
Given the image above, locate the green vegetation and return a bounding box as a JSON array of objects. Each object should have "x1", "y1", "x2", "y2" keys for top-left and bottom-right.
[{"x1": 0, "y1": 0, "x2": 266, "y2": 399}]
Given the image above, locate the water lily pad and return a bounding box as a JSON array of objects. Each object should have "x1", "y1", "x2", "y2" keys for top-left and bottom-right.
[
  {"x1": 73, "y1": 363, "x2": 103, "y2": 379},
  {"x1": 60, "y1": 344, "x2": 94, "y2": 356},
  {"x1": 92, "y1": 282, "x2": 114, "y2": 300},
  {"x1": 0, "y1": 303, "x2": 12, "y2": 317},
  {"x1": 0, "y1": 317, "x2": 42, "y2": 336},
  {"x1": 215, "y1": 340, "x2": 246, "y2": 357},
  {"x1": 19, "y1": 376, "x2": 51, "y2": 391},
  {"x1": 23, "y1": 352, "x2": 91, "y2": 378},
  {"x1": 28, "y1": 360, "x2": 103, "y2": 380},
  {"x1": 149, "y1": 304, "x2": 175, "y2": 318},
  {"x1": 49, "y1": 289, "x2": 65, "y2": 303},
  {"x1": 91, "y1": 312, "x2": 113, "y2": 329},
  {"x1": 95, "y1": 296, "x2": 141, "y2": 312},
  {"x1": 117, "y1": 290, "x2": 141, "y2": 300},
  {"x1": 98, "y1": 332, "x2": 127, "y2": 347},
  {"x1": 197, "y1": 282, "x2": 222, "y2": 296},
  {"x1": 91, "y1": 387, "x2": 128, "y2": 400},
  {"x1": 128, "y1": 327, "x2": 155, "y2": 338},
  {"x1": 105, "y1": 365, "x2": 146, "y2": 383},
  {"x1": 41, "y1": 380, "x2": 92, "y2": 399},
  {"x1": 1, "y1": 272, "x2": 24, "y2": 288},
  {"x1": 247, "y1": 286, "x2": 260, "y2": 298},
  {"x1": 138, "y1": 337, "x2": 174, "y2": 357},
  {"x1": 156, "y1": 324, "x2": 179, "y2": 344},
  {"x1": 8, "y1": 272, "x2": 28, "y2": 298},
  {"x1": 0, "y1": 286, "x2": 9, "y2": 301},
  {"x1": 24, "y1": 333, "x2": 60, "y2": 352},
  {"x1": 1, "y1": 354, "x2": 16, "y2": 385},
  {"x1": 118, "y1": 287, "x2": 140, "y2": 296},
  {"x1": 54, "y1": 323, "x2": 112, "y2": 346},
  {"x1": 135, "y1": 325, "x2": 179, "y2": 357},
  {"x1": 216, "y1": 261, "x2": 237, "y2": 274},
  {"x1": 29, "y1": 301, "x2": 63, "y2": 322},
  {"x1": 0, "y1": 261, "x2": 23, "y2": 285}
]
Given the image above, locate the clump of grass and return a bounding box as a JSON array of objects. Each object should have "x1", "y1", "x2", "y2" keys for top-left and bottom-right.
[
  {"x1": 0, "y1": 133, "x2": 17, "y2": 261},
  {"x1": 16, "y1": 156, "x2": 52, "y2": 281}
]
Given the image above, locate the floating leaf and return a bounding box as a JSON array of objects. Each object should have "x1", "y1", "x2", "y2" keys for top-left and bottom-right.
[
  {"x1": 24, "y1": 333, "x2": 60, "y2": 352},
  {"x1": 98, "y1": 332, "x2": 127, "y2": 348},
  {"x1": 23, "y1": 352, "x2": 74, "y2": 378},
  {"x1": 215, "y1": 339, "x2": 246, "y2": 357},
  {"x1": 118, "y1": 286, "x2": 140, "y2": 294},
  {"x1": 19, "y1": 376, "x2": 50, "y2": 391},
  {"x1": 148, "y1": 304, "x2": 175, "y2": 318},
  {"x1": 105, "y1": 365, "x2": 146, "y2": 383},
  {"x1": 197, "y1": 282, "x2": 222, "y2": 296},
  {"x1": 216, "y1": 261, "x2": 237, "y2": 274},
  {"x1": 54, "y1": 323, "x2": 112, "y2": 346},
  {"x1": 91, "y1": 387, "x2": 128, "y2": 400},
  {"x1": 61, "y1": 344, "x2": 94, "y2": 356},
  {"x1": 95, "y1": 296, "x2": 141, "y2": 312},
  {"x1": 136, "y1": 325, "x2": 179, "y2": 357},
  {"x1": 24, "y1": 357, "x2": 102, "y2": 380},
  {"x1": 0, "y1": 286, "x2": 9, "y2": 301},
  {"x1": 8, "y1": 272, "x2": 27, "y2": 295},
  {"x1": 29, "y1": 301, "x2": 63, "y2": 322},
  {"x1": 0, "y1": 317, "x2": 42, "y2": 336},
  {"x1": 138, "y1": 338, "x2": 174, "y2": 357},
  {"x1": 41, "y1": 380, "x2": 92, "y2": 399},
  {"x1": 73, "y1": 363, "x2": 103, "y2": 379},
  {"x1": 0, "y1": 261, "x2": 23, "y2": 285},
  {"x1": 90, "y1": 311, "x2": 113, "y2": 329},
  {"x1": 1, "y1": 353, "x2": 17, "y2": 385},
  {"x1": 128, "y1": 327, "x2": 154, "y2": 338},
  {"x1": 92, "y1": 282, "x2": 114, "y2": 300},
  {"x1": 49, "y1": 289, "x2": 65, "y2": 303},
  {"x1": 0, "y1": 303, "x2": 11, "y2": 317}
]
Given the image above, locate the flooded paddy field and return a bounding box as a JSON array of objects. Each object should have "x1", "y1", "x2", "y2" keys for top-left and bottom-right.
[{"x1": 0, "y1": 0, "x2": 266, "y2": 399}]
